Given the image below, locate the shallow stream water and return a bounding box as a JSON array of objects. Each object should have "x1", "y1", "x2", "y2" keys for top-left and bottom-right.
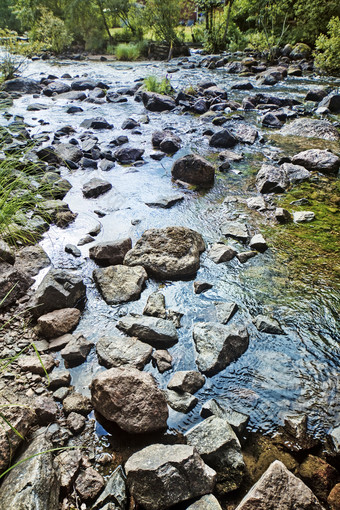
[{"x1": 2, "y1": 53, "x2": 340, "y2": 441}]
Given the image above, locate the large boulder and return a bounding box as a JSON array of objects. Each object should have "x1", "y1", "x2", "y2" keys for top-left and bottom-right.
[
  {"x1": 1, "y1": 77, "x2": 41, "y2": 94},
  {"x1": 290, "y1": 43, "x2": 311, "y2": 60},
  {"x1": 125, "y1": 444, "x2": 216, "y2": 510},
  {"x1": 89, "y1": 238, "x2": 132, "y2": 266},
  {"x1": 292, "y1": 149, "x2": 340, "y2": 174},
  {"x1": 235, "y1": 460, "x2": 324, "y2": 509},
  {"x1": 171, "y1": 154, "x2": 215, "y2": 185},
  {"x1": 30, "y1": 269, "x2": 86, "y2": 318},
  {"x1": 117, "y1": 315, "x2": 178, "y2": 348},
  {"x1": 124, "y1": 226, "x2": 205, "y2": 279},
  {"x1": 114, "y1": 146, "x2": 144, "y2": 164},
  {"x1": 193, "y1": 323, "x2": 249, "y2": 376},
  {"x1": 93, "y1": 265, "x2": 147, "y2": 304},
  {"x1": 142, "y1": 91, "x2": 176, "y2": 112},
  {"x1": 0, "y1": 435, "x2": 60, "y2": 510},
  {"x1": 280, "y1": 118, "x2": 339, "y2": 141},
  {"x1": 281, "y1": 163, "x2": 311, "y2": 184},
  {"x1": 255, "y1": 164, "x2": 289, "y2": 194},
  {"x1": 90, "y1": 367, "x2": 168, "y2": 433},
  {"x1": 96, "y1": 335, "x2": 152, "y2": 370},
  {"x1": 0, "y1": 262, "x2": 33, "y2": 309}
]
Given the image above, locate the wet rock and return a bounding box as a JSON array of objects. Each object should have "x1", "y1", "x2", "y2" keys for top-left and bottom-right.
[
  {"x1": 53, "y1": 387, "x2": 70, "y2": 401},
  {"x1": 253, "y1": 315, "x2": 284, "y2": 334},
  {"x1": 142, "y1": 91, "x2": 176, "y2": 112},
  {"x1": 65, "y1": 244, "x2": 81, "y2": 257},
  {"x1": 193, "y1": 98, "x2": 208, "y2": 114},
  {"x1": 282, "y1": 162, "x2": 311, "y2": 183},
  {"x1": 319, "y1": 93, "x2": 340, "y2": 113},
  {"x1": 194, "y1": 281, "x2": 213, "y2": 294},
  {"x1": 30, "y1": 268, "x2": 86, "y2": 318},
  {"x1": 91, "y1": 367, "x2": 168, "y2": 433},
  {"x1": 1, "y1": 77, "x2": 41, "y2": 94},
  {"x1": 293, "y1": 211, "x2": 315, "y2": 223},
  {"x1": 43, "y1": 80, "x2": 71, "y2": 96},
  {"x1": 168, "y1": 371, "x2": 205, "y2": 394},
  {"x1": 221, "y1": 221, "x2": 249, "y2": 242},
  {"x1": 122, "y1": 117, "x2": 140, "y2": 130},
  {"x1": 60, "y1": 333, "x2": 94, "y2": 366},
  {"x1": 166, "y1": 390, "x2": 198, "y2": 413},
  {"x1": 152, "y1": 349, "x2": 172, "y2": 373},
  {"x1": 210, "y1": 129, "x2": 238, "y2": 148},
  {"x1": 72, "y1": 78, "x2": 106, "y2": 90},
  {"x1": 78, "y1": 234, "x2": 95, "y2": 246},
  {"x1": 54, "y1": 143, "x2": 83, "y2": 165},
  {"x1": 0, "y1": 240, "x2": 15, "y2": 264},
  {"x1": 93, "y1": 265, "x2": 147, "y2": 304},
  {"x1": 66, "y1": 412, "x2": 86, "y2": 434},
  {"x1": 49, "y1": 333, "x2": 74, "y2": 351},
  {"x1": 18, "y1": 354, "x2": 55, "y2": 374},
  {"x1": 143, "y1": 292, "x2": 167, "y2": 318},
  {"x1": 328, "y1": 484, "x2": 340, "y2": 510},
  {"x1": 208, "y1": 243, "x2": 237, "y2": 263},
  {"x1": 37, "y1": 308, "x2": 81, "y2": 339},
  {"x1": 283, "y1": 414, "x2": 317, "y2": 450},
  {"x1": 92, "y1": 466, "x2": 127, "y2": 510},
  {"x1": 185, "y1": 416, "x2": 245, "y2": 494},
  {"x1": 228, "y1": 122, "x2": 258, "y2": 144},
  {"x1": 249, "y1": 233, "x2": 268, "y2": 252},
  {"x1": 145, "y1": 194, "x2": 184, "y2": 208},
  {"x1": 237, "y1": 251, "x2": 257, "y2": 263},
  {"x1": 280, "y1": 118, "x2": 339, "y2": 141},
  {"x1": 329, "y1": 426, "x2": 340, "y2": 454},
  {"x1": 75, "y1": 467, "x2": 105, "y2": 502},
  {"x1": 96, "y1": 335, "x2": 152, "y2": 370},
  {"x1": 117, "y1": 315, "x2": 178, "y2": 348},
  {"x1": 262, "y1": 112, "x2": 283, "y2": 128},
  {"x1": 89, "y1": 238, "x2": 132, "y2": 266},
  {"x1": 66, "y1": 105, "x2": 83, "y2": 114},
  {"x1": 49, "y1": 369, "x2": 71, "y2": 390},
  {"x1": 63, "y1": 392, "x2": 92, "y2": 416},
  {"x1": 59, "y1": 90, "x2": 86, "y2": 100},
  {"x1": 193, "y1": 323, "x2": 249, "y2": 376},
  {"x1": 0, "y1": 262, "x2": 33, "y2": 308},
  {"x1": 125, "y1": 444, "x2": 216, "y2": 510},
  {"x1": 80, "y1": 117, "x2": 113, "y2": 129},
  {"x1": 219, "y1": 150, "x2": 243, "y2": 162},
  {"x1": 292, "y1": 149, "x2": 340, "y2": 174},
  {"x1": 124, "y1": 226, "x2": 205, "y2": 279},
  {"x1": 235, "y1": 460, "x2": 324, "y2": 509},
  {"x1": 256, "y1": 164, "x2": 289, "y2": 193},
  {"x1": 299, "y1": 455, "x2": 339, "y2": 501},
  {"x1": 54, "y1": 449, "x2": 82, "y2": 491},
  {"x1": 257, "y1": 66, "x2": 287, "y2": 85},
  {"x1": 231, "y1": 82, "x2": 254, "y2": 90},
  {"x1": 172, "y1": 154, "x2": 215, "y2": 185},
  {"x1": 200, "y1": 398, "x2": 249, "y2": 436},
  {"x1": 82, "y1": 177, "x2": 112, "y2": 198},
  {"x1": 275, "y1": 207, "x2": 292, "y2": 223},
  {"x1": 305, "y1": 89, "x2": 328, "y2": 102},
  {"x1": 0, "y1": 435, "x2": 59, "y2": 510},
  {"x1": 99, "y1": 158, "x2": 115, "y2": 171},
  {"x1": 215, "y1": 302, "x2": 238, "y2": 324},
  {"x1": 114, "y1": 146, "x2": 144, "y2": 164}
]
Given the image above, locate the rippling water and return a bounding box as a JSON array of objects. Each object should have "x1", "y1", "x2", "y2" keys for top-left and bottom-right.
[{"x1": 2, "y1": 52, "x2": 339, "y2": 438}]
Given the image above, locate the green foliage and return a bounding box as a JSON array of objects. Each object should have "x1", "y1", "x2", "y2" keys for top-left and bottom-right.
[
  {"x1": 314, "y1": 17, "x2": 340, "y2": 75},
  {"x1": 143, "y1": 0, "x2": 182, "y2": 44},
  {"x1": 114, "y1": 42, "x2": 141, "y2": 60},
  {"x1": 144, "y1": 75, "x2": 173, "y2": 95},
  {"x1": 29, "y1": 8, "x2": 72, "y2": 53}
]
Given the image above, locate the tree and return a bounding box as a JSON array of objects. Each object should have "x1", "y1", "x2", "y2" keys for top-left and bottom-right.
[{"x1": 144, "y1": 0, "x2": 182, "y2": 46}]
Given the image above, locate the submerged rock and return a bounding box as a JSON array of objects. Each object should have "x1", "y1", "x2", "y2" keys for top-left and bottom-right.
[
  {"x1": 253, "y1": 314, "x2": 284, "y2": 335},
  {"x1": 208, "y1": 243, "x2": 237, "y2": 263},
  {"x1": 91, "y1": 367, "x2": 168, "y2": 433},
  {"x1": 166, "y1": 390, "x2": 198, "y2": 413},
  {"x1": 125, "y1": 444, "x2": 216, "y2": 510},
  {"x1": 200, "y1": 398, "x2": 249, "y2": 436}
]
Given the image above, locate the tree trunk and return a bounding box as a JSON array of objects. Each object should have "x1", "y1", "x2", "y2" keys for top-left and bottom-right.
[
  {"x1": 222, "y1": 0, "x2": 234, "y2": 47},
  {"x1": 96, "y1": 0, "x2": 113, "y2": 44}
]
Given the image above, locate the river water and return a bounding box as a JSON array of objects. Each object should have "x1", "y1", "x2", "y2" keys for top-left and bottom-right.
[{"x1": 2, "y1": 53, "x2": 340, "y2": 440}]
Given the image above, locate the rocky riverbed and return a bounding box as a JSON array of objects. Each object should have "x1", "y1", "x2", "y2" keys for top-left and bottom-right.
[{"x1": 0, "y1": 48, "x2": 339, "y2": 509}]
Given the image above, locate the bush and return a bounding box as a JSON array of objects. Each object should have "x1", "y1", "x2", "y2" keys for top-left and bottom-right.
[
  {"x1": 115, "y1": 43, "x2": 141, "y2": 61},
  {"x1": 144, "y1": 75, "x2": 173, "y2": 95},
  {"x1": 314, "y1": 17, "x2": 340, "y2": 74},
  {"x1": 30, "y1": 8, "x2": 72, "y2": 53}
]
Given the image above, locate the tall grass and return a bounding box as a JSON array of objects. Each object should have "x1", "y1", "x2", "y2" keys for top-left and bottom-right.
[
  {"x1": 144, "y1": 75, "x2": 173, "y2": 95},
  {"x1": 115, "y1": 43, "x2": 141, "y2": 61}
]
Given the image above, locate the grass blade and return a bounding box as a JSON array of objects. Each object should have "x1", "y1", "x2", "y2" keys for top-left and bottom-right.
[{"x1": 0, "y1": 412, "x2": 24, "y2": 440}]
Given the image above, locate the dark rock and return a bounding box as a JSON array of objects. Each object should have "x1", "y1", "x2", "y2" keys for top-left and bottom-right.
[
  {"x1": 92, "y1": 466, "x2": 127, "y2": 510},
  {"x1": 237, "y1": 251, "x2": 257, "y2": 263},
  {"x1": 60, "y1": 333, "x2": 94, "y2": 366},
  {"x1": 80, "y1": 117, "x2": 113, "y2": 129},
  {"x1": 167, "y1": 370, "x2": 205, "y2": 394},
  {"x1": 122, "y1": 117, "x2": 140, "y2": 129},
  {"x1": 37, "y1": 308, "x2": 81, "y2": 339},
  {"x1": 54, "y1": 449, "x2": 82, "y2": 490},
  {"x1": 34, "y1": 396, "x2": 58, "y2": 424},
  {"x1": 305, "y1": 89, "x2": 328, "y2": 102},
  {"x1": 275, "y1": 207, "x2": 292, "y2": 223},
  {"x1": 282, "y1": 162, "x2": 311, "y2": 183},
  {"x1": 145, "y1": 194, "x2": 184, "y2": 208},
  {"x1": 262, "y1": 112, "x2": 283, "y2": 128},
  {"x1": 152, "y1": 349, "x2": 172, "y2": 373},
  {"x1": 89, "y1": 238, "x2": 132, "y2": 266},
  {"x1": 210, "y1": 129, "x2": 238, "y2": 148},
  {"x1": 194, "y1": 281, "x2": 213, "y2": 294},
  {"x1": 0, "y1": 240, "x2": 15, "y2": 264},
  {"x1": 66, "y1": 412, "x2": 86, "y2": 434},
  {"x1": 249, "y1": 234, "x2": 268, "y2": 252},
  {"x1": 43, "y1": 81, "x2": 71, "y2": 96},
  {"x1": 0, "y1": 262, "x2": 33, "y2": 308},
  {"x1": 114, "y1": 146, "x2": 144, "y2": 164},
  {"x1": 298, "y1": 455, "x2": 339, "y2": 502},
  {"x1": 82, "y1": 178, "x2": 112, "y2": 198},
  {"x1": 65, "y1": 244, "x2": 81, "y2": 257},
  {"x1": 75, "y1": 467, "x2": 105, "y2": 502},
  {"x1": 231, "y1": 82, "x2": 254, "y2": 90},
  {"x1": 172, "y1": 154, "x2": 215, "y2": 185},
  {"x1": 1, "y1": 78, "x2": 41, "y2": 94},
  {"x1": 142, "y1": 91, "x2": 176, "y2": 112}
]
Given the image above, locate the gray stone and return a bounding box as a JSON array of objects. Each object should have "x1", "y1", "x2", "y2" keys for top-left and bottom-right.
[
  {"x1": 30, "y1": 268, "x2": 86, "y2": 318},
  {"x1": 93, "y1": 265, "x2": 147, "y2": 304},
  {"x1": 186, "y1": 494, "x2": 222, "y2": 510},
  {"x1": 80, "y1": 117, "x2": 113, "y2": 129},
  {"x1": 280, "y1": 118, "x2": 339, "y2": 141},
  {"x1": 193, "y1": 323, "x2": 249, "y2": 376},
  {"x1": 329, "y1": 426, "x2": 340, "y2": 454},
  {"x1": 262, "y1": 112, "x2": 283, "y2": 128},
  {"x1": 185, "y1": 416, "x2": 245, "y2": 493},
  {"x1": 172, "y1": 154, "x2": 215, "y2": 185},
  {"x1": 209, "y1": 129, "x2": 238, "y2": 148},
  {"x1": 43, "y1": 80, "x2": 71, "y2": 96},
  {"x1": 65, "y1": 244, "x2": 81, "y2": 257},
  {"x1": 166, "y1": 390, "x2": 198, "y2": 413},
  {"x1": 53, "y1": 387, "x2": 70, "y2": 402},
  {"x1": 91, "y1": 367, "x2": 168, "y2": 433},
  {"x1": 63, "y1": 392, "x2": 92, "y2": 416},
  {"x1": 14, "y1": 245, "x2": 50, "y2": 276},
  {"x1": 293, "y1": 211, "x2": 315, "y2": 223},
  {"x1": 54, "y1": 449, "x2": 82, "y2": 490},
  {"x1": 18, "y1": 354, "x2": 55, "y2": 374},
  {"x1": 96, "y1": 335, "x2": 152, "y2": 370},
  {"x1": 49, "y1": 369, "x2": 71, "y2": 390},
  {"x1": 249, "y1": 234, "x2": 268, "y2": 253},
  {"x1": 125, "y1": 444, "x2": 216, "y2": 510},
  {"x1": 0, "y1": 435, "x2": 59, "y2": 509},
  {"x1": 89, "y1": 238, "x2": 132, "y2": 266},
  {"x1": 215, "y1": 302, "x2": 238, "y2": 324},
  {"x1": 168, "y1": 371, "x2": 205, "y2": 394},
  {"x1": 160, "y1": 137, "x2": 181, "y2": 154},
  {"x1": 246, "y1": 196, "x2": 267, "y2": 211},
  {"x1": 1, "y1": 77, "x2": 41, "y2": 94},
  {"x1": 66, "y1": 412, "x2": 86, "y2": 434},
  {"x1": 235, "y1": 460, "x2": 324, "y2": 509},
  {"x1": 124, "y1": 226, "x2": 205, "y2": 279},
  {"x1": 142, "y1": 91, "x2": 176, "y2": 112},
  {"x1": 208, "y1": 244, "x2": 237, "y2": 263},
  {"x1": 194, "y1": 281, "x2": 213, "y2": 294},
  {"x1": 281, "y1": 163, "x2": 311, "y2": 183},
  {"x1": 221, "y1": 221, "x2": 249, "y2": 242},
  {"x1": 48, "y1": 333, "x2": 73, "y2": 351},
  {"x1": 145, "y1": 194, "x2": 184, "y2": 208},
  {"x1": 75, "y1": 467, "x2": 105, "y2": 501},
  {"x1": 83, "y1": 178, "x2": 112, "y2": 198},
  {"x1": 117, "y1": 315, "x2": 178, "y2": 348},
  {"x1": 237, "y1": 251, "x2": 257, "y2": 263},
  {"x1": 319, "y1": 93, "x2": 340, "y2": 113},
  {"x1": 152, "y1": 349, "x2": 172, "y2": 373},
  {"x1": 77, "y1": 235, "x2": 94, "y2": 246},
  {"x1": 0, "y1": 240, "x2": 15, "y2": 264},
  {"x1": 200, "y1": 399, "x2": 249, "y2": 436},
  {"x1": 256, "y1": 164, "x2": 289, "y2": 194},
  {"x1": 143, "y1": 292, "x2": 167, "y2": 318},
  {"x1": 93, "y1": 466, "x2": 127, "y2": 510},
  {"x1": 292, "y1": 149, "x2": 340, "y2": 174},
  {"x1": 219, "y1": 150, "x2": 243, "y2": 162},
  {"x1": 284, "y1": 414, "x2": 308, "y2": 442},
  {"x1": 0, "y1": 262, "x2": 33, "y2": 309},
  {"x1": 275, "y1": 207, "x2": 292, "y2": 223},
  {"x1": 114, "y1": 147, "x2": 144, "y2": 164},
  {"x1": 228, "y1": 122, "x2": 258, "y2": 144},
  {"x1": 60, "y1": 334, "x2": 94, "y2": 366},
  {"x1": 253, "y1": 314, "x2": 284, "y2": 335},
  {"x1": 54, "y1": 142, "x2": 82, "y2": 163}
]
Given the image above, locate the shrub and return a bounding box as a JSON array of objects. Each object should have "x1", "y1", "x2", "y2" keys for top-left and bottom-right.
[
  {"x1": 314, "y1": 17, "x2": 340, "y2": 74},
  {"x1": 144, "y1": 75, "x2": 173, "y2": 95},
  {"x1": 29, "y1": 8, "x2": 72, "y2": 53},
  {"x1": 115, "y1": 43, "x2": 141, "y2": 61}
]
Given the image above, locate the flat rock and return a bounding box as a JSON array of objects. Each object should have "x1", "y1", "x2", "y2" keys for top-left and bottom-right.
[
  {"x1": 125, "y1": 444, "x2": 216, "y2": 510},
  {"x1": 90, "y1": 367, "x2": 168, "y2": 433},
  {"x1": 221, "y1": 221, "x2": 249, "y2": 242},
  {"x1": 124, "y1": 226, "x2": 205, "y2": 279},
  {"x1": 280, "y1": 118, "x2": 339, "y2": 141},
  {"x1": 201, "y1": 398, "x2": 249, "y2": 435},
  {"x1": 253, "y1": 315, "x2": 284, "y2": 334},
  {"x1": 117, "y1": 315, "x2": 178, "y2": 348},
  {"x1": 92, "y1": 466, "x2": 127, "y2": 510},
  {"x1": 172, "y1": 154, "x2": 215, "y2": 185},
  {"x1": 37, "y1": 308, "x2": 81, "y2": 339},
  {"x1": 80, "y1": 117, "x2": 113, "y2": 129},
  {"x1": 60, "y1": 333, "x2": 94, "y2": 367},
  {"x1": 292, "y1": 149, "x2": 340, "y2": 174},
  {"x1": 145, "y1": 194, "x2": 184, "y2": 208},
  {"x1": 281, "y1": 163, "x2": 311, "y2": 183},
  {"x1": 208, "y1": 243, "x2": 237, "y2": 263},
  {"x1": 93, "y1": 265, "x2": 147, "y2": 304},
  {"x1": 215, "y1": 302, "x2": 238, "y2": 324},
  {"x1": 235, "y1": 460, "x2": 324, "y2": 509},
  {"x1": 1, "y1": 77, "x2": 41, "y2": 94},
  {"x1": 168, "y1": 371, "x2": 205, "y2": 394},
  {"x1": 166, "y1": 390, "x2": 198, "y2": 413},
  {"x1": 18, "y1": 354, "x2": 55, "y2": 374},
  {"x1": 96, "y1": 335, "x2": 152, "y2": 370},
  {"x1": 89, "y1": 238, "x2": 132, "y2": 266},
  {"x1": 83, "y1": 178, "x2": 112, "y2": 198},
  {"x1": 193, "y1": 323, "x2": 249, "y2": 376}
]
